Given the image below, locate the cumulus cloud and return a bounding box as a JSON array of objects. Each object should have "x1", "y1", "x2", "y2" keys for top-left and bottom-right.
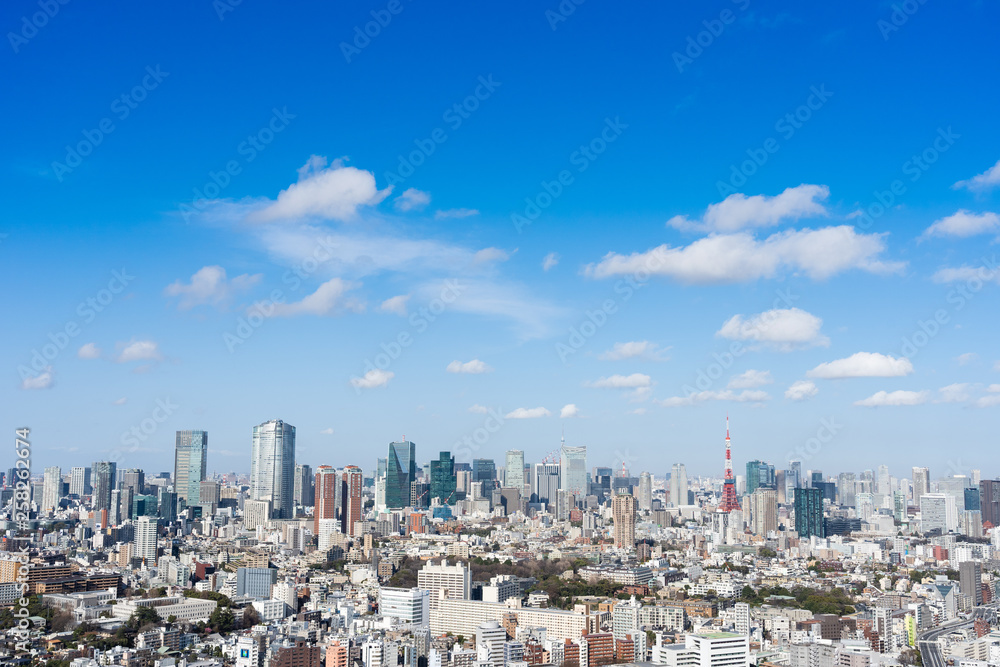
[
  {"x1": 434, "y1": 208, "x2": 479, "y2": 219},
  {"x1": 265, "y1": 278, "x2": 362, "y2": 317},
  {"x1": 542, "y1": 252, "x2": 560, "y2": 271},
  {"x1": 394, "y1": 188, "x2": 431, "y2": 212},
  {"x1": 505, "y1": 407, "x2": 551, "y2": 419},
  {"x1": 728, "y1": 369, "x2": 773, "y2": 389},
  {"x1": 667, "y1": 184, "x2": 830, "y2": 232},
  {"x1": 585, "y1": 373, "x2": 653, "y2": 389},
  {"x1": 560, "y1": 404, "x2": 579, "y2": 418},
  {"x1": 854, "y1": 390, "x2": 929, "y2": 407},
  {"x1": 248, "y1": 156, "x2": 390, "y2": 222},
  {"x1": 468, "y1": 404, "x2": 489, "y2": 414},
  {"x1": 446, "y1": 359, "x2": 493, "y2": 374},
  {"x1": 657, "y1": 389, "x2": 770, "y2": 407},
  {"x1": 116, "y1": 340, "x2": 161, "y2": 363},
  {"x1": 21, "y1": 367, "x2": 54, "y2": 390},
  {"x1": 937, "y1": 383, "x2": 972, "y2": 403},
  {"x1": 922, "y1": 210, "x2": 1000, "y2": 239},
  {"x1": 350, "y1": 369, "x2": 394, "y2": 389},
  {"x1": 164, "y1": 265, "x2": 262, "y2": 310},
  {"x1": 953, "y1": 159, "x2": 1000, "y2": 193},
  {"x1": 585, "y1": 226, "x2": 903, "y2": 284},
  {"x1": 598, "y1": 341, "x2": 669, "y2": 361},
  {"x1": 717, "y1": 307, "x2": 828, "y2": 350},
  {"x1": 807, "y1": 352, "x2": 913, "y2": 379},
  {"x1": 380, "y1": 295, "x2": 410, "y2": 316},
  {"x1": 785, "y1": 380, "x2": 819, "y2": 401},
  {"x1": 77, "y1": 343, "x2": 101, "y2": 359}
]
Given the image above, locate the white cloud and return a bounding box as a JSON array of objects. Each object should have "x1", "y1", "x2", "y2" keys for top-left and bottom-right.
[
  {"x1": 785, "y1": 380, "x2": 818, "y2": 401},
  {"x1": 598, "y1": 341, "x2": 669, "y2": 361},
  {"x1": 560, "y1": 404, "x2": 579, "y2": 418},
  {"x1": 21, "y1": 367, "x2": 54, "y2": 390},
  {"x1": 728, "y1": 369, "x2": 773, "y2": 389},
  {"x1": 248, "y1": 156, "x2": 391, "y2": 222},
  {"x1": 716, "y1": 307, "x2": 828, "y2": 350},
  {"x1": 658, "y1": 389, "x2": 770, "y2": 407},
  {"x1": 854, "y1": 390, "x2": 929, "y2": 407},
  {"x1": 434, "y1": 208, "x2": 479, "y2": 219},
  {"x1": 922, "y1": 210, "x2": 1000, "y2": 238},
  {"x1": 350, "y1": 369, "x2": 393, "y2": 389},
  {"x1": 468, "y1": 404, "x2": 489, "y2": 414},
  {"x1": 113, "y1": 397, "x2": 127, "y2": 405},
  {"x1": 320, "y1": 427, "x2": 334, "y2": 435},
  {"x1": 542, "y1": 252, "x2": 560, "y2": 271},
  {"x1": 585, "y1": 373, "x2": 653, "y2": 389},
  {"x1": 586, "y1": 226, "x2": 903, "y2": 284},
  {"x1": 953, "y1": 159, "x2": 1000, "y2": 193},
  {"x1": 163, "y1": 265, "x2": 262, "y2": 310},
  {"x1": 116, "y1": 340, "x2": 161, "y2": 363},
  {"x1": 505, "y1": 407, "x2": 551, "y2": 419},
  {"x1": 266, "y1": 278, "x2": 362, "y2": 317},
  {"x1": 77, "y1": 343, "x2": 101, "y2": 359},
  {"x1": 380, "y1": 294, "x2": 410, "y2": 316},
  {"x1": 975, "y1": 394, "x2": 1000, "y2": 408},
  {"x1": 931, "y1": 264, "x2": 1000, "y2": 284},
  {"x1": 394, "y1": 188, "x2": 431, "y2": 212},
  {"x1": 629, "y1": 408, "x2": 647, "y2": 415},
  {"x1": 667, "y1": 184, "x2": 830, "y2": 232},
  {"x1": 446, "y1": 359, "x2": 493, "y2": 374},
  {"x1": 807, "y1": 352, "x2": 913, "y2": 379},
  {"x1": 956, "y1": 352, "x2": 978, "y2": 365},
  {"x1": 474, "y1": 248, "x2": 511, "y2": 264},
  {"x1": 937, "y1": 383, "x2": 972, "y2": 403}
]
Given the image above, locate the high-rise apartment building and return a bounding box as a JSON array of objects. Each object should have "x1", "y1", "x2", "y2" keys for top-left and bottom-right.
[
  {"x1": 669, "y1": 463, "x2": 688, "y2": 507},
  {"x1": 42, "y1": 466, "x2": 61, "y2": 512},
  {"x1": 135, "y1": 515, "x2": 158, "y2": 566},
  {"x1": 959, "y1": 561, "x2": 983, "y2": 606},
  {"x1": 250, "y1": 420, "x2": 295, "y2": 520},
  {"x1": 69, "y1": 466, "x2": 91, "y2": 497},
  {"x1": 418, "y1": 559, "x2": 471, "y2": 601},
  {"x1": 612, "y1": 491, "x2": 637, "y2": 550},
  {"x1": 315, "y1": 466, "x2": 339, "y2": 534},
  {"x1": 175, "y1": 430, "x2": 208, "y2": 505},
  {"x1": 750, "y1": 487, "x2": 778, "y2": 536},
  {"x1": 341, "y1": 465, "x2": 363, "y2": 536},
  {"x1": 386, "y1": 440, "x2": 416, "y2": 509},
  {"x1": 92, "y1": 461, "x2": 117, "y2": 514}
]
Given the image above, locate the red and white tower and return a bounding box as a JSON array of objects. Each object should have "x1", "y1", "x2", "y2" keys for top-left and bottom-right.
[{"x1": 719, "y1": 415, "x2": 741, "y2": 512}]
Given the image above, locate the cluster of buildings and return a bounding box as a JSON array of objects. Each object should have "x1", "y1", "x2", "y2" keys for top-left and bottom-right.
[{"x1": 1, "y1": 421, "x2": 999, "y2": 667}]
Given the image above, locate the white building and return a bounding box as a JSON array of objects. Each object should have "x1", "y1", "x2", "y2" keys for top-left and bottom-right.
[
  {"x1": 655, "y1": 632, "x2": 750, "y2": 667},
  {"x1": 379, "y1": 587, "x2": 430, "y2": 626},
  {"x1": 112, "y1": 596, "x2": 216, "y2": 622},
  {"x1": 135, "y1": 515, "x2": 158, "y2": 566}
]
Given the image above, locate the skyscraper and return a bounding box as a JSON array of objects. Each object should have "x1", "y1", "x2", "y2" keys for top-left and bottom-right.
[
  {"x1": 959, "y1": 561, "x2": 983, "y2": 605},
  {"x1": 42, "y1": 466, "x2": 61, "y2": 512},
  {"x1": 294, "y1": 464, "x2": 314, "y2": 507},
  {"x1": 342, "y1": 465, "x2": 363, "y2": 536},
  {"x1": 746, "y1": 460, "x2": 775, "y2": 495},
  {"x1": 315, "y1": 466, "x2": 339, "y2": 534},
  {"x1": 559, "y1": 443, "x2": 587, "y2": 497},
  {"x1": 430, "y1": 452, "x2": 456, "y2": 503},
  {"x1": 794, "y1": 487, "x2": 824, "y2": 539},
  {"x1": 386, "y1": 440, "x2": 416, "y2": 509},
  {"x1": 669, "y1": 463, "x2": 688, "y2": 507},
  {"x1": 612, "y1": 491, "x2": 637, "y2": 549},
  {"x1": 69, "y1": 466, "x2": 91, "y2": 497},
  {"x1": 532, "y1": 462, "x2": 560, "y2": 508},
  {"x1": 175, "y1": 430, "x2": 208, "y2": 505},
  {"x1": 750, "y1": 487, "x2": 778, "y2": 536},
  {"x1": 250, "y1": 419, "x2": 296, "y2": 520},
  {"x1": 637, "y1": 472, "x2": 652, "y2": 511},
  {"x1": 837, "y1": 472, "x2": 857, "y2": 507},
  {"x1": 119, "y1": 468, "x2": 145, "y2": 494},
  {"x1": 504, "y1": 450, "x2": 525, "y2": 492},
  {"x1": 980, "y1": 479, "x2": 1000, "y2": 528},
  {"x1": 92, "y1": 461, "x2": 117, "y2": 514},
  {"x1": 912, "y1": 467, "x2": 930, "y2": 506},
  {"x1": 472, "y1": 459, "x2": 497, "y2": 489}
]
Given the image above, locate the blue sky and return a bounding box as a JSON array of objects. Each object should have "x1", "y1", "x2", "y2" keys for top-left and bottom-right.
[{"x1": 4, "y1": 0, "x2": 1000, "y2": 481}]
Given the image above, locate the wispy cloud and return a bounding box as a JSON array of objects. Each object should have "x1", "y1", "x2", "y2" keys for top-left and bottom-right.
[
  {"x1": 164, "y1": 265, "x2": 262, "y2": 310},
  {"x1": 855, "y1": 390, "x2": 928, "y2": 407},
  {"x1": 953, "y1": 159, "x2": 1000, "y2": 193},
  {"x1": 807, "y1": 352, "x2": 913, "y2": 379},
  {"x1": 350, "y1": 369, "x2": 393, "y2": 389},
  {"x1": 505, "y1": 407, "x2": 551, "y2": 419},
  {"x1": 446, "y1": 359, "x2": 493, "y2": 374}
]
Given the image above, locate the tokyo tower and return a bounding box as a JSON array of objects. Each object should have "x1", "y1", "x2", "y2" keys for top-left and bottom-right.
[{"x1": 719, "y1": 415, "x2": 741, "y2": 512}]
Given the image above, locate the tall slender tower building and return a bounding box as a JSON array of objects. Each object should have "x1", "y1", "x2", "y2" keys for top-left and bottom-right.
[
  {"x1": 315, "y1": 466, "x2": 339, "y2": 534},
  {"x1": 669, "y1": 463, "x2": 688, "y2": 507},
  {"x1": 42, "y1": 466, "x2": 61, "y2": 513},
  {"x1": 175, "y1": 431, "x2": 208, "y2": 505},
  {"x1": 342, "y1": 465, "x2": 363, "y2": 536},
  {"x1": 637, "y1": 472, "x2": 653, "y2": 511},
  {"x1": 250, "y1": 420, "x2": 296, "y2": 520},
  {"x1": 386, "y1": 440, "x2": 416, "y2": 508},
  {"x1": 504, "y1": 450, "x2": 525, "y2": 492},
  {"x1": 912, "y1": 467, "x2": 930, "y2": 505},
  {"x1": 612, "y1": 490, "x2": 637, "y2": 549},
  {"x1": 719, "y1": 417, "x2": 741, "y2": 512},
  {"x1": 559, "y1": 440, "x2": 587, "y2": 497},
  {"x1": 92, "y1": 461, "x2": 117, "y2": 514}
]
